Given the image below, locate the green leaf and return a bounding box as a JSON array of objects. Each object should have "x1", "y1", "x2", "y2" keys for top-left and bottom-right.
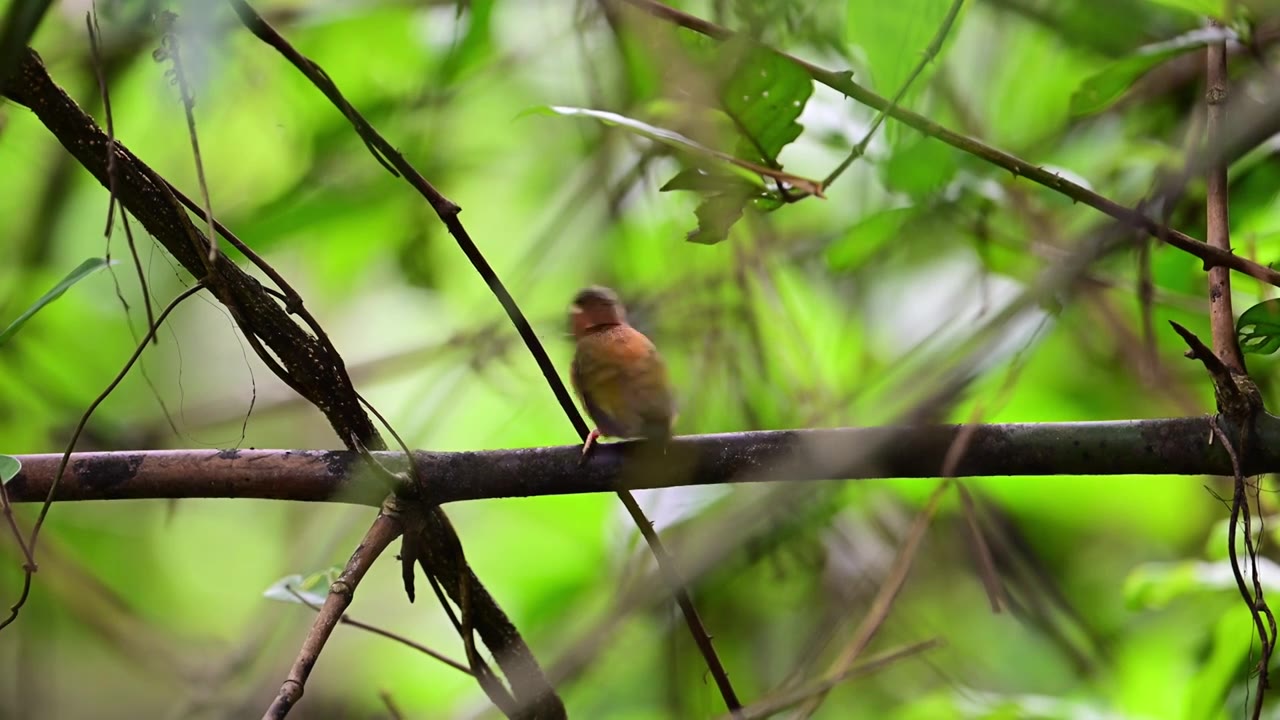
[
  {"x1": 660, "y1": 168, "x2": 759, "y2": 194},
  {"x1": 1237, "y1": 298, "x2": 1280, "y2": 354},
  {"x1": 718, "y1": 37, "x2": 814, "y2": 166},
  {"x1": 0, "y1": 455, "x2": 19, "y2": 486},
  {"x1": 687, "y1": 194, "x2": 749, "y2": 245},
  {"x1": 1070, "y1": 26, "x2": 1235, "y2": 115},
  {"x1": 825, "y1": 206, "x2": 916, "y2": 270},
  {"x1": 0, "y1": 257, "x2": 114, "y2": 347},
  {"x1": 882, "y1": 133, "x2": 957, "y2": 198},
  {"x1": 263, "y1": 570, "x2": 338, "y2": 606},
  {"x1": 845, "y1": 0, "x2": 961, "y2": 101}
]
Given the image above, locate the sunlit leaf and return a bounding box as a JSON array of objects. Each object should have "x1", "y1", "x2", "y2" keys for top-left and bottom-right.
[
  {"x1": 1070, "y1": 26, "x2": 1235, "y2": 115},
  {"x1": 0, "y1": 455, "x2": 19, "y2": 486},
  {"x1": 0, "y1": 257, "x2": 114, "y2": 347},
  {"x1": 1237, "y1": 298, "x2": 1280, "y2": 354},
  {"x1": 718, "y1": 37, "x2": 814, "y2": 166}
]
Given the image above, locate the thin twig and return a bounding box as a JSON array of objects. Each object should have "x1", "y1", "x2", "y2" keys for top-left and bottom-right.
[
  {"x1": 379, "y1": 691, "x2": 405, "y2": 720},
  {"x1": 222, "y1": 1, "x2": 737, "y2": 712},
  {"x1": 791, "y1": 481, "x2": 950, "y2": 718},
  {"x1": 0, "y1": 282, "x2": 205, "y2": 632},
  {"x1": 154, "y1": 12, "x2": 219, "y2": 266},
  {"x1": 1211, "y1": 418, "x2": 1272, "y2": 720},
  {"x1": 284, "y1": 586, "x2": 472, "y2": 676},
  {"x1": 822, "y1": 0, "x2": 966, "y2": 189},
  {"x1": 721, "y1": 639, "x2": 942, "y2": 720},
  {"x1": 263, "y1": 508, "x2": 403, "y2": 719},
  {"x1": 86, "y1": 5, "x2": 158, "y2": 343}
]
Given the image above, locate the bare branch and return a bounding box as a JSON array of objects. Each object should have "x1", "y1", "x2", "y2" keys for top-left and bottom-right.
[
  {"x1": 263, "y1": 507, "x2": 403, "y2": 719},
  {"x1": 9, "y1": 415, "x2": 1280, "y2": 507}
]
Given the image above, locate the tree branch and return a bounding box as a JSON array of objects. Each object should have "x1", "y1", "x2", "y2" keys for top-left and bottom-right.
[
  {"x1": 8, "y1": 415, "x2": 1278, "y2": 506},
  {"x1": 264, "y1": 505, "x2": 402, "y2": 719},
  {"x1": 1205, "y1": 23, "x2": 1244, "y2": 372}
]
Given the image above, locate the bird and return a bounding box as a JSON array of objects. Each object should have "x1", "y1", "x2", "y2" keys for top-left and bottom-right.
[{"x1": 568, "y1": 286, "x2": 675, "y2": 459}]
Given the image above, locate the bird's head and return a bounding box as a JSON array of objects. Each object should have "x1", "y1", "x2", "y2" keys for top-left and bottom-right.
[{"x1": 569, "y1": 285, "x2": 626, "y2": 338}]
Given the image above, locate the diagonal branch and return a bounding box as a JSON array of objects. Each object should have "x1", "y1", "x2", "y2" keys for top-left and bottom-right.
[
  {"x1": 264, "y1": 505, "x2": 402, "y2": 719},
  {"x1": 1, "y1": 46, "x2": 556, "y2": 720},
  {"x1": 222, "y1": 0, "x2": 740, "y2": 711}
]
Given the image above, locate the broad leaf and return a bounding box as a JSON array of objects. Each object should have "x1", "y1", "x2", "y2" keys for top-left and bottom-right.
[
  {"x1": 0, "y1": 258, "x2": 114, "y2": 347},
  {"x1": 718, "y1": 37, "x2": 814, "y2": 167},
  {"x1": 1237, "y1": 298, "x2": 1280, "y2": 354}
]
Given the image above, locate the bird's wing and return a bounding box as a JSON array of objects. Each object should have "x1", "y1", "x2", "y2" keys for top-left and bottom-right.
[{"x1": 572, "y1": 342, "x2": 629, "y2": 437}]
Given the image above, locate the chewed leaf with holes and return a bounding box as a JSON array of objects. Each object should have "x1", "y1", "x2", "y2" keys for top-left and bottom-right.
[
  {"x1": 718, "y1": 37, "x2": 814, "y2": 167},
  {"x1": 1237, "y1": 299, "x2": 1280, "y2": 354}
]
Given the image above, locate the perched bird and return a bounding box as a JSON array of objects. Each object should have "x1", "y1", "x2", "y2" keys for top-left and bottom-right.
[{"x1": 569, "y1": 286, "x2": 675, "y2": 457}]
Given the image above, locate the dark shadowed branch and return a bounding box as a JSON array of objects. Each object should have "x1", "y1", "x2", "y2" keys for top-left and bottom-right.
[{"x1": 7, "y1": 415, "x2": 1276, "y2": 507}]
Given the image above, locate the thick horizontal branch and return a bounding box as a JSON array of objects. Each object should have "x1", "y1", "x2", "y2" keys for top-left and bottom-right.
[{"x1": 6, "y1": 415, "x2": 1274, "y2": 507}]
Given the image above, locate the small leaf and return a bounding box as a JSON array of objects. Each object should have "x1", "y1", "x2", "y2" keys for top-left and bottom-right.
[
  {"x1": 687, "y1": 194, "x2": 749, "y2": 245},
  {"x1": 1071, "y1": 26, "x2": 1235, "y2": 115},
  {"x1": 1237, "y1": 298, "x2": 1280, "y2": 354},
  {"x1": 526, "y1": 105, "x2": 823, "y2": 196},
  {"x1": 0, "y1": 257, "x2": 114, "y2": 347},
  {"x1": 263, "y1": 571, "x2": 333, "y2": 606},
  {"x1": 0, "y1": 455, "x2": 20, "y2": 486},
  {"x1": 660, "y1": 168, "x2": 758, "y2": 194}
]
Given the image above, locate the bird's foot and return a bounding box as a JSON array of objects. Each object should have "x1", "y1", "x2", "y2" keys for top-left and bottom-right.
[{"x1": 578, "y1": 428, "x2": 600, "y2": 467}]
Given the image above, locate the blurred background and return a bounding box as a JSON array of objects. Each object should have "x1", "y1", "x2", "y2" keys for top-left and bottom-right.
[{"x1": 1, "y1": 0, "x2": 1278, "y2": 717}]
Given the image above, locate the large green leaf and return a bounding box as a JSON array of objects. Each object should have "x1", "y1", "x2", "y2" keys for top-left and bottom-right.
[
  {"x1": 1237, "y1": 298, "x2": 1280, "y2": 354},
  {"x1": 718, "y1": 37, "x2": 814, "y2": 167},
  {"x1": 0, "y1": 257, "x2": 114, "y2": 347},
  {"x1": 1071, "y1": 26, "x2": 1235, "y2": 115},
  {"x1": 846, "y1": 0, "x2": 959, "y2": 101}
]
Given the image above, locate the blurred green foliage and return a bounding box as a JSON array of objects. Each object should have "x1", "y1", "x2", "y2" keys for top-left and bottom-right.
[{"x1": 0, "y1": 0, "x2": 1278, "y2": 718}]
